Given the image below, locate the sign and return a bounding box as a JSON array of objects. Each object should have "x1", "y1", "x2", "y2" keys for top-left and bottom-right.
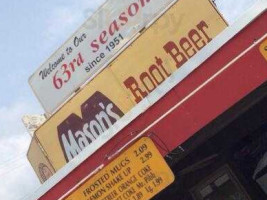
[
  {"x1": 260, "y1": 39, "x2": 267, "y2": 61},
  {"x1": 29, "y1": 0, "x2": 175, "y2": 114},
  {"x1": 35, "y1": 0, "x2": 227, "y2": 171},
  {"x1": 26, "y1": 4, "x2": 267, "y2": 200},
  {"x1": 63, "y1": 137, "x2": 174, "y2": 200},
  {"x1": 36, "y1": 69, "x2": 135, "y2": 169},
  {"x1": 27, "y1": 137, "x2": 55, "y2": 183}
]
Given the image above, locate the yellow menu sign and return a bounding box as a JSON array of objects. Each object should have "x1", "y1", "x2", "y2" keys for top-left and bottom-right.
[
  {"x1": 260, "y1": 39, "x2": 267, "y2": 61},
  {"x1": 64, "y1": 137, "x2": 174, "y2": 200}
]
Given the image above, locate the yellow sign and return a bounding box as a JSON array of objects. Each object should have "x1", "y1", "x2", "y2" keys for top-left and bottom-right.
[
  {"x1": 64, "y1": 137, "x2": 174, "y2": 200},
  {"x1": 27, "y1": 137, "x2": 55, "y2": 183},
  {"x1": 35, "y1": 0, "x2": 227, "y2": 172},
  {"x1": 111, "y1": 0, "x2": 227, "y2": 104},
  {"x1": 36, "y1": 68, "x2": 135, "y2": 170},
  {"x1": 260, "y1": 39, "x2": 267, "y2": 61}
]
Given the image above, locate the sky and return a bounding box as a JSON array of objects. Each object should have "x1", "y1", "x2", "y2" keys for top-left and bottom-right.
[{"x1": 0, "y1": 0, "x2": 259, "y2": 199}]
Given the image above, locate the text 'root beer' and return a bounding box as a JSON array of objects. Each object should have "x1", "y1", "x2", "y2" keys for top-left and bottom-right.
[
  {"x1": 57, "y1": 92, "x2": 124, "y2": 162},
  {"x1": 124, "y1": 20, "x2": 212, "y2": 103}
]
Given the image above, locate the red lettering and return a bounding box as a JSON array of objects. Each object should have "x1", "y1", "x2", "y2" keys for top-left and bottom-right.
[
  {"x1": 99, "y1": 30, "x2": 108, "y2": 44},
  {"x1": 77, "y1": 53, "x2": 84, "y2": 66},
  {"x1": 123, "y1": 57, "x2": 170, "y2": 103},
  {"x1": 109, "y1": 20, "x2": 119, "y2": 36},
  {"x1": 188, "y1": 29, "x2": 206, "y2": 50},
  {"x1": 90, "y1": 0, "x2": 153, "y2": 53},
  {"x1": 197, "y1": 20, "x2": 212, "y2": 43},
  {"x1": 179, "y1": 37, "x2": 197, "y2": 58},
  {"x1": 119, "y1": 12, "x2": 129, "y2": 26},
  {"x1": 149, "y1": 65, "x2": 165, "y2": 85},
  {"x1": 140, "y1": 72, "x2": 156, "y2": 92},
  {"x1": 91, "y1": 40, "x2": 99, "y2": 53},
  {"x1": 155, "y1": 56, "x2": 171, "y2": 77},
  {"x1": 139, "y1": 0, "x2": 151, "y2": 7},
  {"x1": 124, "y1": 77, "x2": 148, "y2": 103},
  {"x1": 164, "y1": 41, "x2": 187, "y2": 69},
  {"x1": 128, "y1": 3, "x2": 139, "y2": 17}
]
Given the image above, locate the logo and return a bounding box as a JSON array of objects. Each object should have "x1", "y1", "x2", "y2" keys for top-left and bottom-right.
[
  {"x1": 58, "y1": 92, "x2": 124, "y2": 162},
  {"x1": 39, "y1": 163, "x2": 53, "y2": 182}
]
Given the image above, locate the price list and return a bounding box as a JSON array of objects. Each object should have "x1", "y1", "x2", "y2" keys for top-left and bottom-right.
[{"x1": 64, "y1": 137, "x2": 174, "y2": 200}]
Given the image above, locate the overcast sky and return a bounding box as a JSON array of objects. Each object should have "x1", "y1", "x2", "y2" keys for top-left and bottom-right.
[{"x1": 0, "y1": 0, "x2": 258, "y2": 199}]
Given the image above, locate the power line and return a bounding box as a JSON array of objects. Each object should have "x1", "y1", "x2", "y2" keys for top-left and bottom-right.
[
  {"x1": 0, "y1": 163, "x2": 28, "y2": 178},
  {"x1": 0, "y1": 151, "x2": 27, "y2": 168}
]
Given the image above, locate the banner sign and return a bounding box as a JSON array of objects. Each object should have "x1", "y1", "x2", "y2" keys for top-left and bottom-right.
[
  {"x1": 29, "y1": 0, "x2": 175, "y2": 114},
  {"x1": 63, "y1": 137, "x2": 174, "y2": 200},
  {"x1": 35, "y1": 0, "x2": 227, "y2": 171},
  {"x1": 27, "y1": 137, "x2": 55, "y2": 183}
]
